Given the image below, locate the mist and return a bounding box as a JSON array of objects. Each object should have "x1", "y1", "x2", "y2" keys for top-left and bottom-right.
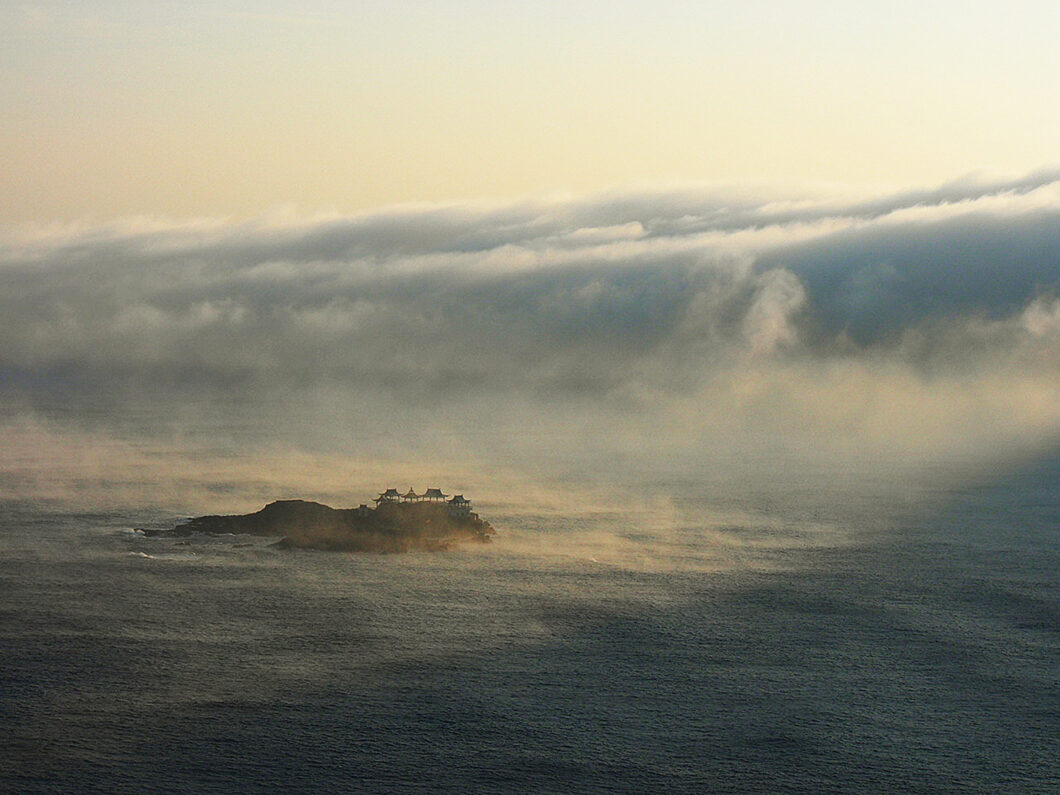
[{"x1": 2, "y1": 169, "x2": 1058, "y2": 517}]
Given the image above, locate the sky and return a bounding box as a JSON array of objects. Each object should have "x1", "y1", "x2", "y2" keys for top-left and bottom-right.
[
  {"x1": 1, "y1": 3, "x2": 1058, "y2": 511},
  {"x1": 1, "y1": 1, "x2": 1057, "y2": 222}
]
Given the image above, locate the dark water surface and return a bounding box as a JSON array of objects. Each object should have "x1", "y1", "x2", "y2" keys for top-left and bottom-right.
[{"x1": 2, "y1": 460, "x2": 1058, "y2": 793}]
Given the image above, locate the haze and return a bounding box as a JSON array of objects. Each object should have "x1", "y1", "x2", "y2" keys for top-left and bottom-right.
[
  {"x1": 2, "y1": 1, "x2": 1059, "y2": 513},
  {"x1": 3, "y1": 171, "x2": 1058, "y2": 514}
]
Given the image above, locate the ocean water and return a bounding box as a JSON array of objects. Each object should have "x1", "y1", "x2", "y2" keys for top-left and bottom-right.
[{"x1": 1, "y1": 459, "x2": 1058, "y2": 794}]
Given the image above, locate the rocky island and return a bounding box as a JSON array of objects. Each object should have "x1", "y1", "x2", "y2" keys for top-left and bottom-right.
[{"x1": 150, "y1": 488, "x2": 494, "y2": 553}]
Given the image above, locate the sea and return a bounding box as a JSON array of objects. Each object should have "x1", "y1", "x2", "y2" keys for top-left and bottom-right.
[{"x1": 2, "y1": 456, "x2": 1058, "y2": 793}]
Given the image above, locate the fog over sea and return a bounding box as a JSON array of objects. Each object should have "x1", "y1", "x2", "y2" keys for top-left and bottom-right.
[{"x1": 2, "y1": 172, "x2": 1059, "y2": 792}]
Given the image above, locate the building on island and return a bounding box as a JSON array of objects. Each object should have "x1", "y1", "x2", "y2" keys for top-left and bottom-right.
[
  {"x1": 371, "y1": 487, "x2": 477, "y2": 521},
  {"x1": 447, "y1": 494, "x2": 472, "y2": 519},
  {"x1": 374, "y1": 488, "x2": 401, "y2": 504}
]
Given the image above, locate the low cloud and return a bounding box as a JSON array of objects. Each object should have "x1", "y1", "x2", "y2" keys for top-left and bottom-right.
[{"x1": 2, "y1": 169, "x2": 1058, "y2": 505}]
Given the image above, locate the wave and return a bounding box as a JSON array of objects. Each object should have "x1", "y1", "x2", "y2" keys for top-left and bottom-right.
[{"x1": 126, "y1": 551, "x2": 198, "y2": 561}]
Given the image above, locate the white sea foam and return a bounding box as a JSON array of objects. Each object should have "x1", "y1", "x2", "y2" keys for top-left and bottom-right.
[{"x1": 127, "y1": 550, "x2": 198, "y2": 561}]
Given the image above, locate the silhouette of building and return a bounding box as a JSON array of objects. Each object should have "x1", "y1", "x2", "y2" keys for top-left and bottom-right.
[
  {"x1": 370, "y1": 487, "x2": 478, "y2": 521},
  {"x1": 374, "y1": 488, "x2": 401, "y2": 504},
  {"x1": 447, "y1": 494, "x2": 472, "y2": 518}
]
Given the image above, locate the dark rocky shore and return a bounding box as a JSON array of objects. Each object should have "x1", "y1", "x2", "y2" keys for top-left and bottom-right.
[{"x1": 148, "y1": 499, "x2": 495, "y2": 553}]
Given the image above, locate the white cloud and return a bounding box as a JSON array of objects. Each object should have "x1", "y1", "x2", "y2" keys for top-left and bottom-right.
[
  {"x1": 0, "y1": 169, "x2": 1058, "y2": 495},
  {"x1": 1022, "y1": 296, "x2": 1060, "y2": 338},
  {"x1": 743, "y1": 269, "x2": 806, "y2": 355}
]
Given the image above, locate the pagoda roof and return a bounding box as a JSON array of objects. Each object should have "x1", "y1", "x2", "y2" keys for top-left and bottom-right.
[
  {"x1": 423, "y1": 488, "x2": 448, "y2": 498},
  {"x1": 448, "y1": 494, "x2": 470, "y2": 505},
  {"x1": 402, "y1": 488, "x2": 420, "y2": 499},
  {"x1": 374, "y1": 488, "x2": 401, "y2": 502}
]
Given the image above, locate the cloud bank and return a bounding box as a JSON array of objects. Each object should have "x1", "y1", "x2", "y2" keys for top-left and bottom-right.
[{"x1": 2, "y1": 169, "x2": 1059, "y2": 504}]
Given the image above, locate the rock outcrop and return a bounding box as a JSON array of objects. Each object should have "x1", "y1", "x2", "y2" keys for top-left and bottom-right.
[{"x1": 150, "y1": 499, "x2": 495, "y2": 553}]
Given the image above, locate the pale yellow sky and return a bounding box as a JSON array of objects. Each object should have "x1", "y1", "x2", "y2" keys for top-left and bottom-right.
[{"x1": 1, "y1": 1, "x2": 1057, "y2": 222}]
